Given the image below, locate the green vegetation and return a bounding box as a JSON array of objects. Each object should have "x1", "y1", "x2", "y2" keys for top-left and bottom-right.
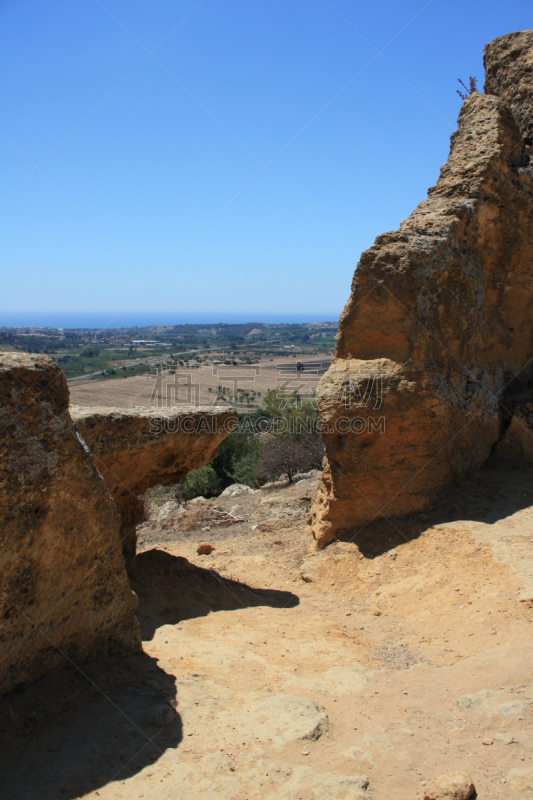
[
  {"x1": 255, "y1": 389, "x2": 323, "y2": 482},
  {"x1": 211, "y1": 426, "x2": 265, "y2": 488},
  {"x1": 174, "y1": 390, "x2": 324, "y2": 500},
  {"x1": 1, "y1": 321, "x2": 337, "y2": 380},
  {"x1": 2, "y1": 322, "x2": 330, "y2": 502},
  {"x1": 173, "y1": 426, "x2": 265, "y2": 501},
  {"x1": 174, "y1": 464, "x2": 222, "y2": 502}
]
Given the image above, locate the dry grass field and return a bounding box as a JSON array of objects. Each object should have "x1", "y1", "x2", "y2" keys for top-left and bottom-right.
[{"x1": 69, "y1": 355, "x2": 331, "y2": 410}]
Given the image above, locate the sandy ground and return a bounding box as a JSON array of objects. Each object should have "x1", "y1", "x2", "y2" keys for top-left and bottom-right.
[
  {"x1": 0, "y1": 467, "x2": 532, "y2": 800},
  {"x1": 69, "y1": 356, "x2": 331, "y2": 410}
]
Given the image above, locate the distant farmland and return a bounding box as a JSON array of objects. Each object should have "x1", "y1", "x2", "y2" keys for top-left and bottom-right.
[{"x1": 69, "y1": 355, "x2": 331, "y2": 410}]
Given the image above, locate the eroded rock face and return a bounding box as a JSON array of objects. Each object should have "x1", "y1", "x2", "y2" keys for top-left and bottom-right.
[
  {"x1": 484, "y1": 30, "x2": 533, "y2": 145},
  {"x1": 71, "y1": 405, "x2": 237, "y2": 560},
  {"x1": 0, "y1": 354, "x2": 140, "y2": 695},
  {"x1": 309, "y1": 31, "x2": 533, "y2": 548}
]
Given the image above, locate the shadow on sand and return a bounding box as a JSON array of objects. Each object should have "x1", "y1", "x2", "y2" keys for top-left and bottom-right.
[
  {"x1": 131, "y1": 548, "x2": 300, "y2": 641},
  {"x1": 0, "y1": 550, "x2": 299, "y2": 799},
  {"x1": 0, "y1": 651, "x2": 181, "y2": 800},
  {"x1": 338, "y1": 465, "x2": 533, "y2": 559}
]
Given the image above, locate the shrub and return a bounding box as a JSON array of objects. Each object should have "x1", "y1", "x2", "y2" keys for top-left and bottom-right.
[
  {"x1": 174, "y1": 464, "x2": 222, "y2": 502},
  {"x1": 211, "y1": 429, "x2": 263, "y2": 488},
  {"x1": 232, "y1": 450, "x2": 261, "y2": 486}
]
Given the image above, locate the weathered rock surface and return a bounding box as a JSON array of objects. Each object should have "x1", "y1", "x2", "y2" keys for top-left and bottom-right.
[
  {"x1": 309, "y1": 31, "x2": 533, "y2": 547},
  {"x1": 484, "y1": 30, "x2": 533, "y2": 144},
  {"x1": 247, "y1": 470, "x2": 320, "y2": 532},
  {"x1": 0, "y1": 354, "x2": 140, "y2": 695},
  {"x1": 219, "y1": 483, "x2": 257, "y2": 497},
  {"x1": 507, "y1": 766, "x2": 533, "y2": 792},
  {"x1": 250, "y1": 495, "x2": 312, "y2": 530},
  {"x1": 214, "y1": 693, "x2": 329, "y2": 748},
  {"x1": 456, "y1": 688, "x2": 526, "y2": 718},
  {"x1": 261, "y1": 766, "x2": 368, "y2": 799},
  {"x1": 71, "y1": 405, "x2": 237, "y2": 560},
  {"x1": 420, "y1": 772, "x2": 474, "y2": 800}
]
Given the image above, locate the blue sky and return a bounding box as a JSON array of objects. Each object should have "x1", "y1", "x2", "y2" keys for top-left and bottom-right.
[{"x1": 1, "y1": 0, "x2": 532, "y2": 327}]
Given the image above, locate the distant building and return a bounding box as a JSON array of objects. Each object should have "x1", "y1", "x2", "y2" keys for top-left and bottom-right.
[
  {"x1": 109, "y1": 335, "x2": 131, "y2": 344},
  {"x1": 131, "y1": 340, "x2": 167, "y2": 346}
]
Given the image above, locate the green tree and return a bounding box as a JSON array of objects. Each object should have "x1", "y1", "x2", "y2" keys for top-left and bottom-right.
[
  {"x1": 80, "y1": 346, "x2": 100, "y2": 357},
  {"x1": 174, "y1": 464, "x2": 222, "y2": 501},
  {"x1": 211, "y1": 429, "x2": 263, "y2": 488},
  {"x1": 232, "y1": 451, "x2": 261, "y2": 485}
]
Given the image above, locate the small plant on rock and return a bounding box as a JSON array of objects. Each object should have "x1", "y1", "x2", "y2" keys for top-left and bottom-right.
[{"x1": 457, "y1": 76, "x2": 477, "y2": 100}]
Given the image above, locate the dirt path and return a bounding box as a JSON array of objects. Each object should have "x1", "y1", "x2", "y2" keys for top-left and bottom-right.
[{"x1": 0, "y1": 468, "x2": 531, "y2": 799}]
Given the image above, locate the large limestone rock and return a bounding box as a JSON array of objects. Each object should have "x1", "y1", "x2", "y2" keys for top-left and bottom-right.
[
  {"x1": 0, "y1": 354, "x2": 140, "y2": 695},
  {"x1": 484, "y1": 30, "x2": 533, "y2": 145},
  {"x1": 309, "y1": 31, "x2": 533, "y2": 547},
  {"x1": 71, "y1": 405, "x2": 237, "y2": 560}
]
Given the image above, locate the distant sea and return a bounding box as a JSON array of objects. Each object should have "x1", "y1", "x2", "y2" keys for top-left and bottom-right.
[{"x1": 0, "y1": 312, "x2": 339, "y2": 329}]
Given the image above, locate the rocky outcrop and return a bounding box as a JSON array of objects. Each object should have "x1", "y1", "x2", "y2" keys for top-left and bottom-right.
[
  {"x1": 484, "y1": 30, "x2": 533, "y2": 145},
  {"x1": 71, "y1": 405, "x2": 237, "y2": 562},
  {"x1": 0, "y1": 354, "x2": 140, "y2": 695},
  {"x1": 309, "y1": 31, "x2": 533, "y2": 548}
]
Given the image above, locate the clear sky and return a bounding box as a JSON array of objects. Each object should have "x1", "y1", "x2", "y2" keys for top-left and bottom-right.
[{"x1": 1, "y1": 0, "x2": 532, "y2": 327}]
